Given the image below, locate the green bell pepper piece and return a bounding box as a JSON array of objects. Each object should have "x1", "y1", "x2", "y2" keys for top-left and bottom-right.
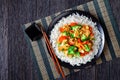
[
  {"x1": 62, "y1": 31, "x2": 69, "y2": 36},
  {"x1": 71, "y1": 25, "x2": 82, "y2": 30},
  {"x1": 74, "y1": 52, "x2": 80, "y2": 57},
  {"x1": 68, "y1": 46, "x2": 77, "y2": 54},
  {"x1": 68, "y1": 50, "x2": 75, "y2": 54},
  {"x1": 81, "y1": 34, "x2": 87, "y2": 41},
  {"x1": 68, "y1": 46, "x2": 77, "y2": 51},
  {"x1": 70, "y1": 33, "x2": 74, "y2": 38},
  {"x1": 84, "y1": 44, "x2": 90, "y2": 52}
]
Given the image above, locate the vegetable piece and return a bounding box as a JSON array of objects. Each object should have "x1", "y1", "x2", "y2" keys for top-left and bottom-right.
[
  {"x1": 71, "y1": 25, "x2": 81, "y2": 30},
  {"x1": 68, "y1": 50, "x2": 75, "y2": 55},
  {"x1": 82, "y1": 41, "x2": 89, "y2": 44},
  {"x1": 87, "y1": 35, "x2": 90, "y2": 40},
  {"x1": 90, "y1": 33, "x2": 94, "y2": 40},
  {"x1": 81, "y1": 34, "x2": 87, "y2": 41},
  {"x1": 89, "y1": 27, "x2": 92, "y2": 31},
  {"x1": 68, "y1": 46, "x2": 77, "y2": 54},
  {"x1": 58, "y1": 36, "x2": 67, "y2": 43},
  {"x1": 62, "y1": 31, "x2": 69, "y2": 36},
  {"x1": 70, "y1": 22, "x2": 78, "y2": 26},
  {"x1": 74, "y1": 52, "x2": 80, "y2": 57},
  {"x1": 57, "y1": 43, "x2": 61, "y2": 46},
  {"x1": 82, "y1": 35, "x2": 90, "y2": 42},
  {"x1": 68, "y1": 46, "x2": 77, "y2": 51},
  {"x1": 70, "y1": 30, "x2": 74, "y2": 33},
  {"x1": 70, "y1": 33, "x2": 74, "y2": 38},
  {"x1": 80, "y1": 51, "x2": 89, "y2": 56},
  {"x1": 77, "y1": 39, "x2": 82, "y2": 43},
  {"x1": 84, "y1": 44, "x2": 90, "y2": 52},
  {"x1": 59, "y1": 27, "x2": 65, "y2": 32}
]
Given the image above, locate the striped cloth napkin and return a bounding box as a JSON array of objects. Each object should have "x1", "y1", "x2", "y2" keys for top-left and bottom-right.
[{"x1": 22, "y1": 0, "x2": 120, "y2": 79}]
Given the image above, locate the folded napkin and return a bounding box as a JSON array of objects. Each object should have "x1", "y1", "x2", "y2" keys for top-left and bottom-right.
[{"x1": 22, "y1": 0, "x2": 120, "y2": 79}]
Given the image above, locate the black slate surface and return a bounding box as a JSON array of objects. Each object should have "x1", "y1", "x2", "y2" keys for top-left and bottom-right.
[{"x1": 0, "y1": 0, "x2": 120, "y2": 80}]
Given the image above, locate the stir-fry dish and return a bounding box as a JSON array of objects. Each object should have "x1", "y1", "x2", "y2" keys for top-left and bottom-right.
[{"x1": 57, "y1": 22, "x2": 95, "y2": 58}]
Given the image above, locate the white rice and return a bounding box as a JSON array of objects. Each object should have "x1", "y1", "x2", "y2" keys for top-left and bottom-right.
[{"x1": 50, "y1": 13, "x2": 101, "y2": 66}]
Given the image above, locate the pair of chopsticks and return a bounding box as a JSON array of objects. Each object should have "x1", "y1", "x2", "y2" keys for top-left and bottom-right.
[{"x1": 37, "y1": 23, "x2": 66, "y2": 79}]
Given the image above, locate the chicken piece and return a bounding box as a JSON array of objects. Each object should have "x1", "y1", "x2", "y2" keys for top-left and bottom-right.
[
  {"x1": 87, "y1": 42, "x2": 93, "y2": 48},
  {"x1": 79, "y1": 49, "x2": 85, "y2": 53},
  {"x1": 85, "y1": 29, "x2": 90, "y2": 37},
  {"x1": 74, "y1": 30, "x2": 80, "y2": 38},
  {"x1": 81, "y1": 25, "x2": 90, "y2": 37},
  {"x1": 58, "y1": 44, "x2": 70, "y2": 51},
  {"x1": 63, "y1": 25, "x2": 70, "y2": 32},
  {"x1": 85, "y1": 25, "x2": 89, "y2": 29}
]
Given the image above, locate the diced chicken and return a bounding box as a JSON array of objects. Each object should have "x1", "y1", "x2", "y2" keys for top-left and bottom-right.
[
  {"x1": 85, "y1": 25, "x2": 89, "y2": 29},
  {"x1": 79, "y1": 49, "x2": 84, "y2": 53},
  {"x1": 85, "y1": 30, "x2": 90, "y2": 37},
  {"x1": 58, "y1": 44, "x2": 69, "y2": 51},
  {"x1": 87, "y1": 42, "x2": 93, "y2": 48}
]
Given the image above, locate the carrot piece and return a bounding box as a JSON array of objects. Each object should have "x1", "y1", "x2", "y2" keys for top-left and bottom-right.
[
  {"x1": 59, "y1": 27, "x2": 65, "y2": 32},
  {"x1": 80, "y1": 51, "x2": 89, "y2": 56},
  {"x1": 58, "y1": 36, "x2": 67, "y2": 42},
  {"x1": 80, "y1": 53, "x2": 85, "y2": 56},
  {"x1": 70, "y1": 22, "x2": 78, "y2": 26},
  {"x1": 77, "y1": 38, "x2": 81, "y2": 43},
  {"x1": 89, "y1": 26, "x2": 92, "y2": 31},
  {"x1": 90, "y1": 33, "x2": 94, "y2": 38},
  {"x1": 70, "y1": 30, "x2": 74, "y2": 33},
  {"x1": 82, "y1": 41, "x2": 89, "y2": 44}
]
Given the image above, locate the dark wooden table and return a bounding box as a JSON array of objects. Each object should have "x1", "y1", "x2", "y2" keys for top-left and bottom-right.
[{"x1": 0, "y1": 0, "x2": 120, "y2": 80}]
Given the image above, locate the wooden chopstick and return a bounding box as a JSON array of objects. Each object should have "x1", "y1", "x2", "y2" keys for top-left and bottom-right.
[
  {"x1": 42, "y1": 31, "x2": 61, "y2": 74},
  {"x1": 41, "y1": 28, "x2": 65, "y2": 79},
  {"x1": 37, "y1": 23, "x2": 66, "y2": 79}
]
